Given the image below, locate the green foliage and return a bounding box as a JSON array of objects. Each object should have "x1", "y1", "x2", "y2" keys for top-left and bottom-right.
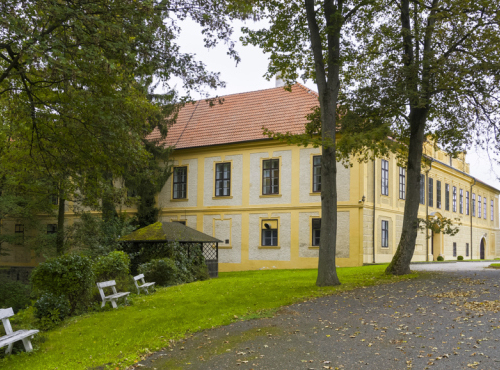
[
  {"x1": 124, "y1": 142, "x2": 173, "y2": 229},
  {"x1": 65, "y1": 213, "x2": 135, "y2": 259},
  {"x1": 120, "y1": 241, "x2": 205, "y2": 275},
  {"x1": 437, "y1": 256, "x2": 444, "y2": 262},
  {"x1": 0, "y1": 275, "x2": 31, "y2": 313},
  {"x1": 138, "y1": 258, "x2": 180, "y2": 287},
  {"x1": 457, "y1": 256, "x2": 464, "y2": 261},
  {"x1": 419, "y1": 217, "x2": 461, "y2": 237},
  {"x1": 92, "y1": 251, "x2": 130, "y2": 282},
  {"x1": 30, "y1": 254, "x2": 94, "y2": 313},
  {"x1": 34, "y1": 293, "x2": 71, "y2": 331}
]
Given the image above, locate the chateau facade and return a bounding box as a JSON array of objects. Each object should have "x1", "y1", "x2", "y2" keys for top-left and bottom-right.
[{"x1": 1, "y1": 84, "x2": 499, "y2": 273}]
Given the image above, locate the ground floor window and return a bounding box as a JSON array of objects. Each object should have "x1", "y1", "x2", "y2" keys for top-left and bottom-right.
[
  {"x1": 381, "y1": 220, "x2": 389, "y2": 248},
  {"x1": 466, "y1": 243, "x2": 469, "y2": 257},
  {"x1": 312, "y1": 218, "x2": 321, "y2": 246},
  {"x1": 47, "y1": 224, "x2": 57, "y2": 234},
  {"x1": 261, "y1": 220, "x2": 278, "y2": 246},
  {"x1": 453, "y1": 242, "x2": 457, "y2": 257}
]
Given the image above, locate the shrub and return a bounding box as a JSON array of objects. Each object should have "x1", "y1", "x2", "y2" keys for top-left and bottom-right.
[
  {"x1": 0, "y1": 275, "x2": 31, "y2": 313},
  {"x1": 34, "y1": 293, "x2": 70, "y2": 330},
  {"x1": 93, "y1": 251, "x2": 130, "y2": 282},
  {"x1": 437, "y1": 256, "x2": 444, "y2": 261},
  {"x1": 138, "y1": 258, "x2": 179, "y2": 287},
  {"x1": 191, "y1": 264, "x2": 210, "y2": 281},
  {"x1": 457, "y1": 255, "x2": 464, "y2": 261},
  {"x1": 31, "y1": 254, "x2": 94, "y2": 313}
]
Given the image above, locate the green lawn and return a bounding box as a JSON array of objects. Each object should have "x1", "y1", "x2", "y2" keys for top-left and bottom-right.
[
  {"x1": 489, "y1": 263, "x2": 500, "y2": 269},
  {"x1": 1, "y1": 265, "x2": 418, "y2": 370}
]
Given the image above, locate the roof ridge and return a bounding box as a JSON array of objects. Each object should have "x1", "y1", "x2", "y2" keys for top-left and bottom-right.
[{"x1": 189, "y1": 83, "x2": 317, "y2": 103}]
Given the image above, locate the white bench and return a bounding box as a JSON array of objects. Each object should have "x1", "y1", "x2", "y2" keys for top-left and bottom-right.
[
  {"x1": 0, "y1": 307, "x2": 39, "y2": 354},
  {"x1": 133, "y1": 274, "x2": 155, "y2": 295},
  {"x1": 96, "y1": 280, "x2": 130, "y2": 309}
]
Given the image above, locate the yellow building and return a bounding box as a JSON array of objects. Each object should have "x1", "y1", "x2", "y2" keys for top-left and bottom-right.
[
  {"x1": 149, "y1": 84, "x2": 500, "y2": 271},
  {"x1": 2, "y1": 84, "x2": 499, "y2": 275}
]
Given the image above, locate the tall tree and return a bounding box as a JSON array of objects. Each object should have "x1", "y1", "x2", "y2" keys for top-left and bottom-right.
[
  {"x1": 0, "y1": 0, "x2": 252, "y2": 254},
  {"x1": 345, "y1": 0, "x2": 500, "y2": 274},
  {"x1": 243, "y1": 0, "x2": 390, "y2": 286}
]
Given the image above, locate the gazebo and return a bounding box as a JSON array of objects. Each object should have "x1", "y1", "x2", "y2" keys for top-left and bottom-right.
[{"x1": 119, "y1": 222, "x2": 220, "y2": 278}]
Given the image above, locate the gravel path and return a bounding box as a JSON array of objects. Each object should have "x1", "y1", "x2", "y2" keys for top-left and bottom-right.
[{"x1": 135, "y1": 265, "x2": 500, "y2": 370}]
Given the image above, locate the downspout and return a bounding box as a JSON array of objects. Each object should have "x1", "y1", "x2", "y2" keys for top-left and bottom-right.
[
  {"x1": 471, "y1": 178, "x2": 476, "y2": 260},
  {"x1": 373, "y1": 159, "x2": 376, "y2": 263},
  {"x1": 425, "y1": 159, "x2": 433, "y2": 261}
]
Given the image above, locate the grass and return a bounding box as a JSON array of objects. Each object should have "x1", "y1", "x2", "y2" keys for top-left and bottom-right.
[
  {"x1": 1, "y1": 265, "x2": 419, "y2": 370},
  {"x1": 488, "y1": 263, "x2": 500, "y2": 269}
]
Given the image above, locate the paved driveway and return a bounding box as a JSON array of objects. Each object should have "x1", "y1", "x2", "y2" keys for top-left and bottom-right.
[
  {"x1": 411, "y1": 261, "x2": 496, "y2": 272},
  {"x1": 136, "y1": 266, "x2": 500, "y2": 370}
]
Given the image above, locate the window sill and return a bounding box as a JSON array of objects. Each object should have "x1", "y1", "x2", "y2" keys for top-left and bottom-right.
[
  {"x1": 258, "y1": 246, "x2": 280, "y2": 249},
  {"x1": 170, "y1": 198, "x2": 189, "y2": 202},
  {"x1": 309, "y1": 192, "x2": 321, "y2": 196},
  {"x1": 259, "y1": 194, "x2": 282, "y2": 198},
  {"x1": 308, "y1": 246, "x2": 319, "y2": 250},
  {"x1": 212, "y1": 196, "x2": 233, "y2": 200}
]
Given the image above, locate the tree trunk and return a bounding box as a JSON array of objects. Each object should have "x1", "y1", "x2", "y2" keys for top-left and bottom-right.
[
  {"x1": 305, "y1": 0, "x2": 341, "y2": 286},
  {"x1": 317, "y1": 125, "x2": 340, "y2": 286},
  {"x1": 56, "y1": 192, "x2": 65, "y2": 255},
  {"x1": 385, "y1": 108, "x2": 427, "y2": 275}
]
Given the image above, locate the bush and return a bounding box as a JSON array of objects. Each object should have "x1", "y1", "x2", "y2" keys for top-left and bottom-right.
[
  {"x1": 191, "y1": 264, "x2": 210, "y2": 281},
  {"x1": 34, "y1": 293, "x2": 70, "y2": 330},
  {"x1": 93, "y1": 251, "x2": 130, "y2": 282},
  {"x1": 457, "y1": 255, "x2": 464, "y2": 261},
  {"x1": 31, "y1": 254, "x2": 94, "y2": 313},
  {"x1": 437, "y1": 256, "x2": 444, "y2": 261},
  {"x1": 138, "y1": 258, "x2": 179, "y2": 287},
  {"x1": 0, "y1": 275, "x2": 31, "y2": 313}
]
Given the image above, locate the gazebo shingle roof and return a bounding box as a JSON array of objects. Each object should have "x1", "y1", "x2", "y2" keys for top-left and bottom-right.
[{"x1": 119, "y1": 222, "x2": 221, "y2": 243}]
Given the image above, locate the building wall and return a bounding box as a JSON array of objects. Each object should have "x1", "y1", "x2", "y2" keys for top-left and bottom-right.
[{"x1": 2, "y1": 138, "x2": 499, "y2": 271}]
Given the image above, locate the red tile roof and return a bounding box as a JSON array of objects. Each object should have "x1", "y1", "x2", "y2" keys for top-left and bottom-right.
[{"x1": 149, "y1": 84, "x2": 319, "y2": 150}]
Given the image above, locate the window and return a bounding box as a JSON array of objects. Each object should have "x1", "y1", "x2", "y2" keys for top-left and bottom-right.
[
  {"x1": 381, "y1": 160, "x2": 389, "y2": 196},
  {"x1": 452, "y1": 186, "x2": 457, "y2": 212},
  {"x1": 445, "y1": 184, "x2": 450, "y2": 211},
  {"x1": 436, "y1": 181, "x2": 441, "y2": 208},
  {"x1": 466, "y1": 243, "x2": 469, "y2": 257},
  {"x1": 472, "y1": 193, "x2": 476, "y2": 216},
  {"x1": 261, "y1": 220, "x2": 278, "y2": 246},
  {"x1": 428, "y1": 178, "x2": 433, "y2": 207},
  {"x1": 127, "y1": 188, "x2": 137, "y2": 198},
  {"x1": 484, "y1": 197, "x2": 487, "y2": 219},
  {"x1": 15, "y1": 224, "x2": 24, "y2": 234},
  {"x1": 420, "y1": 174, "x2": 425, "y2": 204},
  {"x1": 50, "y1": 193, "x2": 58, "y2": 205},
  {"x1": 262, "y1": 158, "x2": 279, "y2": 195},
  {"x1": 381, "y1": 220, "x2": 389, "y2": 248},
  {"x1": 172, "y1": 166, "x2": 187, "y2": 199},
  {"x1": 399, "y1": 167, "x2": 406, "y2": 199},
  {"x1": 491, "y1": 200, "x2": 494, "y2": 221},
  {"x1": 453, "y1": 242, "x2": 457, "y2": 257},
  {"x1": 215, "y1": 162, "x2": 231, "y2": 197},
  {"x1": 312, "y1": 156, "x2": 321, "y2": 193},
  {"x1": 459, "y1": 189, "x2": 463, "y2": 214},
  {"x1": 312, "y1": 218, "x2": 321, "y2": 246},
  {"x1": 47, "y1": 224, "x2": 57, "y2": 234},
  {"x1": 478, "y1": 195, "x2": 482, "y2": 218},
  {"x1": 466, "y1": 191, "x2": 469, "y2": 215}
]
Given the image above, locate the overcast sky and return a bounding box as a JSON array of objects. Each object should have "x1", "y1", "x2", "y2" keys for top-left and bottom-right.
[{"x1": 171, "y1": 19, "x2": 500, "y2": 192}]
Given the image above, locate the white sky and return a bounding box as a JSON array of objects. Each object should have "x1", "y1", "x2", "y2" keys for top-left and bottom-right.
[{"x1": 172, "y1": 19, "x2": 500, "y2": 192}]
